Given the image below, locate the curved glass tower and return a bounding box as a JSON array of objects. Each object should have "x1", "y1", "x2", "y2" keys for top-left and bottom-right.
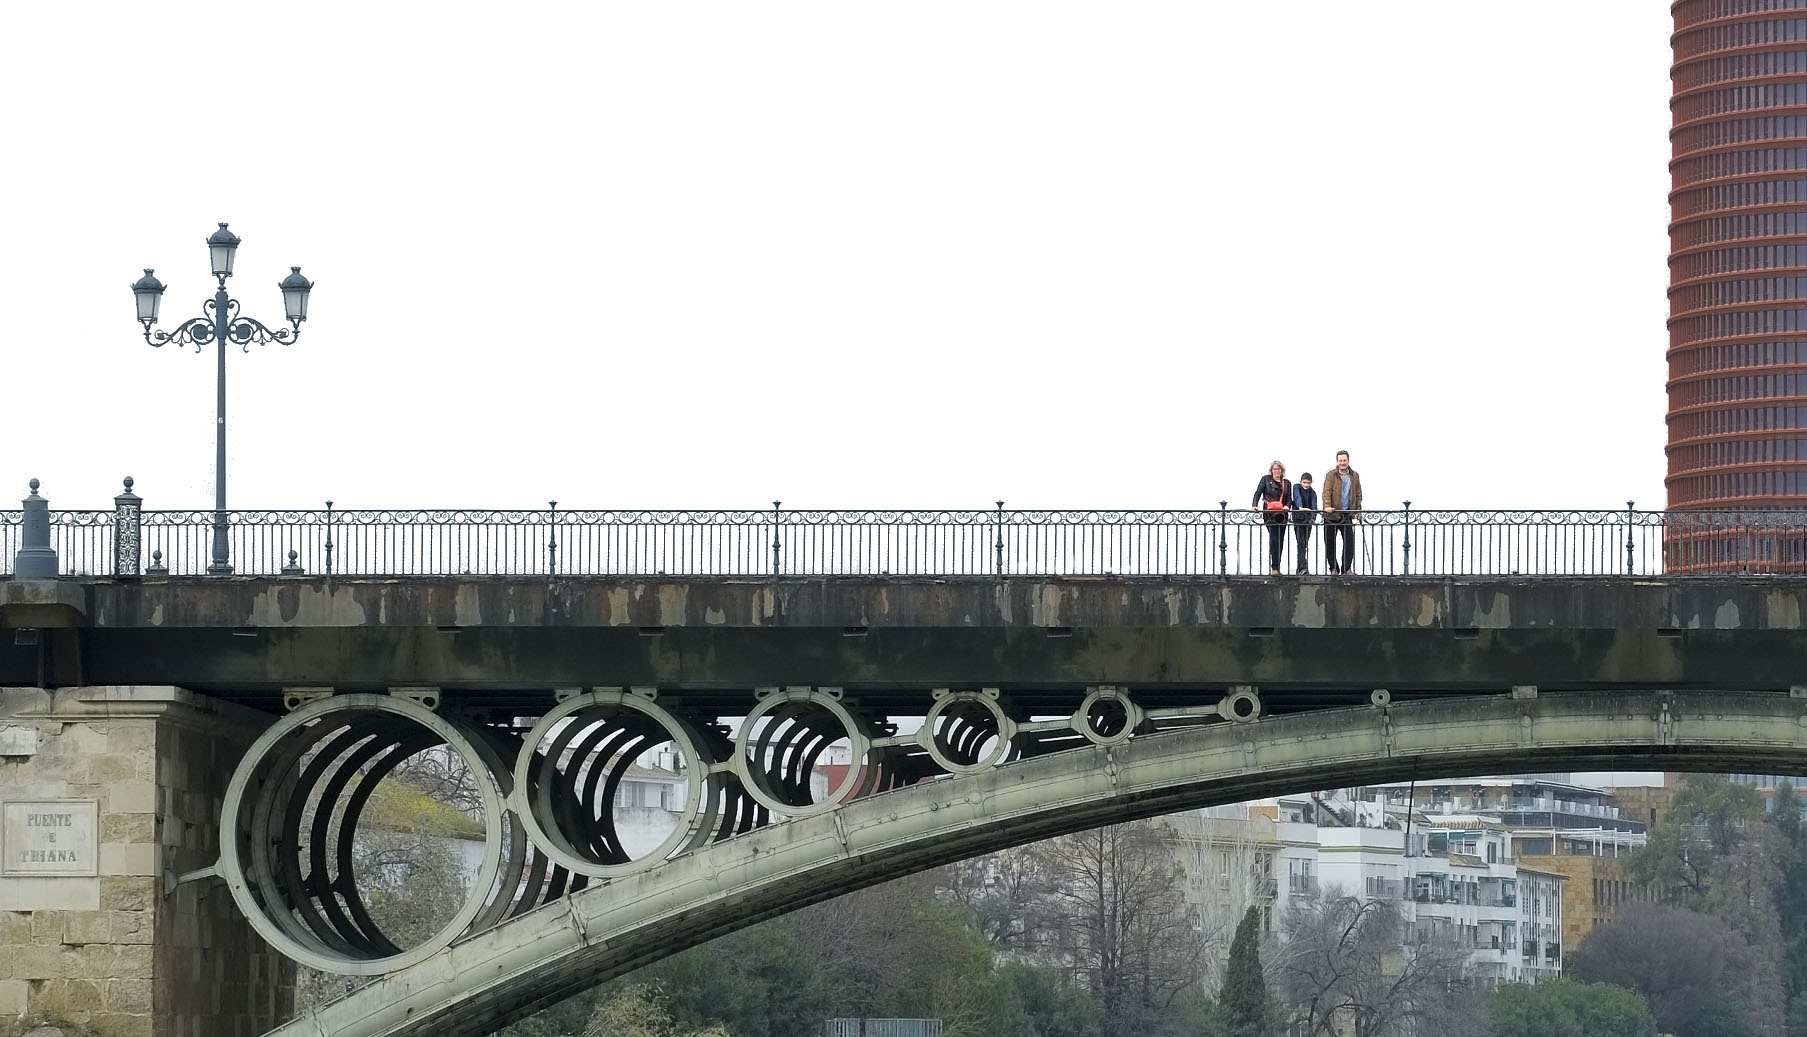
[{"x1": 1669, "y1": 0, "x2": 1807, "y2": 514}]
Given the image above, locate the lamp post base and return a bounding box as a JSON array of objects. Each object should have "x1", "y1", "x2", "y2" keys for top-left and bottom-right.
[{"x1": 209, "y1": 511, "x2": 232, "y2": 576}]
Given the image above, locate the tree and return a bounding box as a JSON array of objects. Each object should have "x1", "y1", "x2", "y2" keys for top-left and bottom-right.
[
  {"x1": 1026, "y1": 820, "x2": 1206, "y2": 1037},
  {"x1": 1273, "y1": 888, "x2": 1469, "y2": 1037},
  {"x1": 1219, "y1": 906, "x2": 1271, "y2": 1037},
  {"x1": 1568, "y1": 902, "x2": 1748, "y2": 1036},
  {"x1": 1171, "y1": 807, "x2": 1282, "y2": 997},
  {"x1": 1706, "y1": 823, "x2": 1789, "y2": 1037},
  {"x1": 1618, "y1": 774, "x2": 1794, "y2": 1035},
  {"x1": 581, "y1": 984, "x2": 729, "y2": 1037},
  {"x1": 1770, "y1": 783, "x2": 1807, "y2": 1029},
  {"x1": 790, "y1": 873, "x2": 1014, "y2": 1037},
  {"x1": 631, "y1": 927, "x2": 829, "y2": 1037},
  {"x1": 1488, "y1": 979, "x2": 1657, "y2": 1037},
  {"x1": 1677, "y1": 992, "x2": 1761, "y2": 1037},
  {"x1": 996, "y1": 963, "x2": 1103, "y2": 1037},
  {"x1": 943, "y1": 846, "x2": 1055, "y2": 951},
  {"x1": 1627, "y1": 774, "x2": 1765, "y2": 906}
]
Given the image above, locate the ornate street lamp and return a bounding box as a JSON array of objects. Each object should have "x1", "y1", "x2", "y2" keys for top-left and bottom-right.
[{"x1": 134, "y1": 223, "x2": 313, "y2": 574}]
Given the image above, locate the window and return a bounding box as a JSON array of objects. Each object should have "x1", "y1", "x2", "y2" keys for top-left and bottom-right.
[
  {"x1": 1674, "y1": 49, "x2": 1807, "y2": 93},
  {"x1": 1673, "y1": 82, "x2": 1807, "y2": 123},
  {"x1": 1673, "y1": 145, "x2": 1807, "y2": 186},
  {"x1": 1677, "y1": 0, "x2": 1807, "y2": 26},
  {"x1": 1672, "y1": 246, "x2": 1807, "y2": 282},
  {"x1": 1675, "y1": 19, "x2": 1807, "y2": 63},
  {"x1": 1670, "y1": 211, "x2": 1807, "y2": 250}
]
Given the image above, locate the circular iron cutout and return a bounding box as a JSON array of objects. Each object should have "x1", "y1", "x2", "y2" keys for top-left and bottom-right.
[
  {"x1": 921, "y1": 690, "x2": 1018, "y2": 774},
  {"x1": 1073, "y1": 687, "x2": 1143, "y2": 746},
  {"x1": 216, "y1": 695, "x2": 508, "y2": 975},
  {"x1": 732, "y1": 688, "x2": 875, "y2": 817},
  {"x1": 510, "y1": 690, "x2": 722, "y2": 878}
]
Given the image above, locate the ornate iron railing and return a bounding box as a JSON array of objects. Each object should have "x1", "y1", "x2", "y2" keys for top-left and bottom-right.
[{"x1": 5, "y1": 496, "x2": 1807, "y2": 578}]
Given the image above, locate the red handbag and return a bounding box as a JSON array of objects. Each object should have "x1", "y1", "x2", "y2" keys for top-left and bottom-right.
[{"x1": 1264, "y1": 479, "x2": 1288, "y2": 511}]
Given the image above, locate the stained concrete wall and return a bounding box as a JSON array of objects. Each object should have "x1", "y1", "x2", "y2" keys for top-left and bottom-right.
[
  {"x1": 9, "y1": 576, "x2": 1807, "y2": 697},
  {"x1": 0, "y1": 686, "x2": 291, "y2": 1037}
]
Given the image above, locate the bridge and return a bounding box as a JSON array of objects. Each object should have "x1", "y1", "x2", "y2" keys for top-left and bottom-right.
[{"x1": 3, "y1": 480, "x2": 1807, "y2": 1036}]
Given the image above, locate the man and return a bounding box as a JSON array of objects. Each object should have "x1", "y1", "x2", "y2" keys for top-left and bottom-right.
[{"x1": 1320, "y1": 450, "x2": 1363, "y2": 575}]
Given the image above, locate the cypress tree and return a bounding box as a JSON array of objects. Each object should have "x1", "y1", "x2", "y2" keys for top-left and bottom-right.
[{"x1": 1220, "y1": 905, "x2": 1269, "y2": 1037}]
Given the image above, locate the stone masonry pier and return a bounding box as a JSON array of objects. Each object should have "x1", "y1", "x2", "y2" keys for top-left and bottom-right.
[{"x1": 0, "y1": 686, "x2": 290, "y2": 1036}]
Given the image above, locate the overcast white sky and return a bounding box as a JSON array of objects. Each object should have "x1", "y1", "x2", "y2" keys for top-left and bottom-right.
[{"x1": 2, "y1": 3, "x2": 1672, "y2": 515}]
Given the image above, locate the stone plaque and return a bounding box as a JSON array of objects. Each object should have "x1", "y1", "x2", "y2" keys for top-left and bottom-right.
[
  {"x1": 0, "y1": 724, "x2": 38, "y2": 756},
  {"x1": 2, "y1": 800, "x2": 99, "y2": 877}
]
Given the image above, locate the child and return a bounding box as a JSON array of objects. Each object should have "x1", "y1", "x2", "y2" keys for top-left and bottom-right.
[{"x1": 1291, "y1": 473, "x2": 1318, "y2": 574}]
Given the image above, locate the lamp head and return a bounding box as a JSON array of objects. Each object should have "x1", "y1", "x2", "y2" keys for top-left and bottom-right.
[
  {"x1": 207, "y1": 222, "x2": 241, "y2": 280},
  {"x1": 278, "y1": 267, "x2": 313, "y2": 324},
  {"x1": 131, "y1": 269, "x2": 165, "y2": 324}
]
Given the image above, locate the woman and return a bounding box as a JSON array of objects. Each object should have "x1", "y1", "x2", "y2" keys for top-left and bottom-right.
[{"x1": 1250, "y1": 460, "x2": 1293, "y2": 576}]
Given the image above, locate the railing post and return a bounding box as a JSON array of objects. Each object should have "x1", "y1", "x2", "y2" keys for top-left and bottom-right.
[
  {"x1": 547, "y1": 500, "x2": 559, "y2": 576},
  {"x1": 324, "y1": 500, "x2": 335, "y2": 576},
  {"x1": 1625, "y1": 500, "x2": 1636, "y2": 576},
  {"x1": 113, "y1": 476, "x2": 142, "y2": 579},
  {"x1": 1218, "y1": 500, "x2": 1228, "y2": 576},
  {"x1": 994, "y1": 500, "x2": 1005, "y2": 576},
  {"x1": 1401, "y1": 501, "x2": 1412, "y2": 576},
  {"x1": 14, "y1": 479, "x2": 57, "y2": 579},
  {"x1": 771, "y1": 500, "x2": 783, "y2": 576}
]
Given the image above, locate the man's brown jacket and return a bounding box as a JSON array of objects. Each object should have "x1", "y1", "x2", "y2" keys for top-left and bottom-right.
[{"x1": 1321, "y1": 468, "x2": 1363, "y2": 514}]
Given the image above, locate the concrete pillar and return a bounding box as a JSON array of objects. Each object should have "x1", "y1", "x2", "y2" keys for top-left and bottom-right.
[{"x1": 0, "y1": 686, "x2": 293, "y2": 1037}]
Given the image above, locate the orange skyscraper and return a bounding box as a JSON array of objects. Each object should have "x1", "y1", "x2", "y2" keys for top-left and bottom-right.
[{"x1": 1669, "y1": 1, "x2": 1807, "y2": 568}]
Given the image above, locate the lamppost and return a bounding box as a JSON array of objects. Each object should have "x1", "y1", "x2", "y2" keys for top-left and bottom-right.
[{"x1": 131, "y1": 223, "x2": 313, "y2": 575}]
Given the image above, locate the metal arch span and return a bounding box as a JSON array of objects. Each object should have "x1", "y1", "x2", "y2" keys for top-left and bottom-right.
[{"x1": 276, "y1": 689, "x2": 1807, "y2": 1037}]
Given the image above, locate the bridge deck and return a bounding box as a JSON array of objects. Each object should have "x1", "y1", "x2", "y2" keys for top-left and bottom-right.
[{"x1": 2, "y1": 576, "x2": 1803, "y2": 711}]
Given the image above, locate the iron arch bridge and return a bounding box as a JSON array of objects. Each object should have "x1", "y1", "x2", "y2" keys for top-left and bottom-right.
[{"x1": 240, "y1": 684, "x2": 1807, "y2": 1037}]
